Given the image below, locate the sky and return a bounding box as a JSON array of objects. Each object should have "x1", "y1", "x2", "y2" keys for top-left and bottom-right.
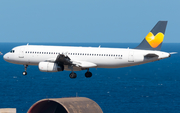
[{"x1": 0, "y1": 0, "x2": 179, "y2": 43}]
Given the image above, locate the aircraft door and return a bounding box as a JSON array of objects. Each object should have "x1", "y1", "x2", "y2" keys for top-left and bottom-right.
[
  {"x1": 19, "y1": 47, "x2": 25, "y2": 58},
  {"x1": 128, "y1": 51, "x2": 134, "y2": 62}
]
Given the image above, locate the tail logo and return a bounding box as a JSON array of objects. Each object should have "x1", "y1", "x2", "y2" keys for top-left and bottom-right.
[{"x1": 145, "y1": 32, "x2": 164, "y2": 48}]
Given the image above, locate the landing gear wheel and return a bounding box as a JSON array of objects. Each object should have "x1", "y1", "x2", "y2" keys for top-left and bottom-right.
[
  {"x1": 23, "y1": 71, "x2": 27, "y2": 76},
  {"x1": 69, "y1": 72, "x2": 77, "y2": 79},
  {"x1": 85, "y1": 71, "x2": 92, "y2": 78}
]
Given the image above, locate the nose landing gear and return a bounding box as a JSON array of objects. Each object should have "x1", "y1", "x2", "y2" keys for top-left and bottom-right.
[
  {"x1": 23, "y1": 71, "x2": 27, "y2": 75},
  {"x1": 23, "y1": 65, "x2": 28, "y2": 76}
]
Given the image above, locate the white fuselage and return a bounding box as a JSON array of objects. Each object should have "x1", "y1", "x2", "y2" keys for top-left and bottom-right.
[{"x1": 3, "y1": 45, "x2": 170, "y2": 71}]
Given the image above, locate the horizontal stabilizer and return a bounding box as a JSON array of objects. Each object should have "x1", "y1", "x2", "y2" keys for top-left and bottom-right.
[
  {"x1": 144, "y1": 53, "x2": 159, "y2": 59},
  {"x1": 169, "y1": 52, "x2": 177, "y2": 55}
]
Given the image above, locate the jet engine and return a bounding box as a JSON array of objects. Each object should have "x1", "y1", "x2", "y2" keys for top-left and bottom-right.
[{"x1": 38, "y1": 62, "x2": 64, "y2": 72}]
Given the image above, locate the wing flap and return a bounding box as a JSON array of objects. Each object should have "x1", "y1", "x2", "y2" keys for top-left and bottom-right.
[{"x1": 72, "y1": 60, "x2": 97, "y2": 68}]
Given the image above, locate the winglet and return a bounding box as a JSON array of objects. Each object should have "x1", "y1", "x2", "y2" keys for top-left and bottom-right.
[{"x1": 135, "y1": 21, "x2": 168, "y2": 51}]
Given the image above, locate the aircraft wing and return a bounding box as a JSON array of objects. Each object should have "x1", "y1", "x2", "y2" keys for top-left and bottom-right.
[
  {"x1": 50, "y1": 54, "x2": 97, "y2": 68},
  {"x1": 71, "y1": 60, "x2": 97, "y2": 68}
]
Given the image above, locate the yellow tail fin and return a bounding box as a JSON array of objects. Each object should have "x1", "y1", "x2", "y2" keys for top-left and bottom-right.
[{"x1": 135, "y1": 21, "x2": 167, "y2": 50}]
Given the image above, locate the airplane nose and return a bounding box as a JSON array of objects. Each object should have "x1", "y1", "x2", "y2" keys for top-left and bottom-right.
[{"x1": 3, "y1": 53, "x2": 9, "y2": 62}]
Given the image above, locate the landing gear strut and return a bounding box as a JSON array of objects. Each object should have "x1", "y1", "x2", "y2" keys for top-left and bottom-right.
[
  {"x1": 85, "y1": 69, "x2": 92, "y2": 78},
  {"x1": 23, "y1": 65, "x2": 28, "y2": 76},
  {"x1": 69, "y1": 65, "x2": 77, "y2": 79}
]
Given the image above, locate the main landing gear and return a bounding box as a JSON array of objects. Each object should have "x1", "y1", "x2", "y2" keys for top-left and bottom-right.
[
  {"x1": 69, "y1": 72, "x2": 77, "y2": 79},
  {"x1": 69, "y1": 69, "x2": 92, "y2": 79},
  {"x1": 23, "y1": 65, "x2": 28, "y2": 76},
  {"x1": 85, "y1": 69, "x2": 92, "y2": 78}
]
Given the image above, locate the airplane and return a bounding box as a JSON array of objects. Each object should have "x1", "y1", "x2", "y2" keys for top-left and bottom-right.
[{"x1": 3, "y1": 21, "x2": 172, "y2": 78}]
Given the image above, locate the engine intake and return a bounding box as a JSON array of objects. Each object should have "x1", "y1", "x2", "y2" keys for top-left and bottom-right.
[{"x1": 38, "y1": 62, "x2": 64, "y2": 72}]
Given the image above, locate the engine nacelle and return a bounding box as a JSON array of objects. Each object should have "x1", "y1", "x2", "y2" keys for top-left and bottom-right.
[{"x1": 38, "y1": 62, "x2": 64, "y2": 72}]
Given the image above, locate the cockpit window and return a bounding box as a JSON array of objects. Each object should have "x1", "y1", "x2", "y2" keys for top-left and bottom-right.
[{"x1": 10, "y1": 50, "x2": 15, "y2": 53}]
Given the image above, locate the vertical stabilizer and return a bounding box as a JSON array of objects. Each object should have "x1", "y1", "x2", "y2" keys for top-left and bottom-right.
[{"x1": 135, "y1": 21, "x2": 167, "y2": 50}]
